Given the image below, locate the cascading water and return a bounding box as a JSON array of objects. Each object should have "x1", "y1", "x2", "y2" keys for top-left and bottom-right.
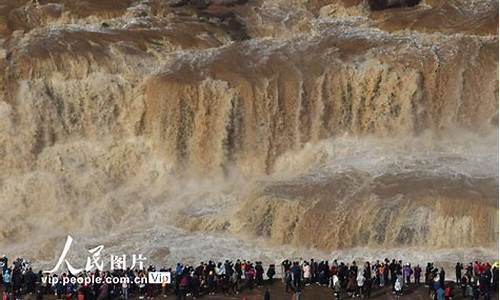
[{"x1": 0, "y1": 0, "x2": 497, "y2": 269}]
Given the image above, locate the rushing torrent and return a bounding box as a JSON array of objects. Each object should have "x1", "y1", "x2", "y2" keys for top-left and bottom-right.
[{"x1": 0, "y1": 0, "x2": 498, "y2": 270}]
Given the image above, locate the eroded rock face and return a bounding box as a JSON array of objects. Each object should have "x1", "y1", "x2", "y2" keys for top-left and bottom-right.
[{"x1": 0, "y1": 0, "x2": 497, "y2": 263}]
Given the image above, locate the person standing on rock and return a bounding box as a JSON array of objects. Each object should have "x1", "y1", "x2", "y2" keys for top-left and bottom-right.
[
  {"x1": 356, "y1": 270, "x2": 365, "y2": 297},
  {"x1": 439, "y1": 268, "x2": 446, "y2": 288},
  {"x1": 281, "y1": 260, "x2": 291, "y2": 283},
  {"x1": 492, "y1": 263, "x2": 499, "y2": 291},
  {"x1": 389, "y1": 259, "x2": 397, "y2": 287},
  {"x1": 403, "y1": 264, "x2": 413, "y2": 285},
  {"x1": 383, "y1": 259, "x2": 390, "y2": 286},
  {"x1": 231, "y1": 267, "x2": 240, "y2": 294},
  {"x1": 425, "y1": 263, "x2": 433, "y2": 286},
  {"x1": 413, "y1": 264, "x2": 422, "y2": 285},
  {"x1": 310, "y1": 259, "x2": 317, "y2": 284},
  {"x1": 346, "y1": 272, "x2": 356, "y2": 297},
  {"x1": 255, "y1": 262, "x2": 264, "y2": 287},
  {"x1": 363, "y1": 262, "x2": 371, "y2": 281},
  {"x1": 456, "y1": 262, "x2": 464, "y2": 284},
  {"x1": 121, "y1": 279, "x2": 129, "y2": 299},
  {"x1": 347, "y1": 261, "x2": 356, "y2": 277},
  {"x1": 394, "y1": 276, "x2": 403, "y2": 298},
  {"x1": 378, "y1": 263, "x2": 385, "y2": 287},
  {"x1": 302, "y1": 263, "x2": 311, "y2": 286},
  {"x1": 2, "y1": 268, "x2": 11, "y2": 293},
  {"x1": 291, "y1": 262, "x2": 301, "y2": 290},
  {"x1": 266, "y1": 264, "x2": 276, "y2": 284},
  {"x1": 339, "y1": 263, "x2": 348, "y2": 288}
]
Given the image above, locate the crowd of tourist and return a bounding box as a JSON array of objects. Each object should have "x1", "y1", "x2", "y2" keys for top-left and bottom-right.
[{"x1": 0, "y1": 256, "x2": 497, "y2": 300}]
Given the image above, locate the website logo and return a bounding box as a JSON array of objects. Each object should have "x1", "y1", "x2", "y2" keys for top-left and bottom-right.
[
  {"x1": 44, "y1": 235, "x2": 147, "y2": 274},
  {"x1": 148, "y1": 272, "x2": 171, "y2": 284}
]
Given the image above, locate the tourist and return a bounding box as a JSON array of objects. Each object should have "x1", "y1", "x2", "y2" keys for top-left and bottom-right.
[
  {"x1": 346, "y1": 271, "x2": 356, "y2": 297},
  {"x1": 394, "y1": 276, "x2": 402, "y2": 298},
  {"x1": 378, "y1": 263, "x2": 385, "y2": 287},
  {"x1": 493, "y1": 263, "x2": 499, "y2": 291},
  {"x1": 122, "y1": 279, "x2": 128, "y2": 299},
  {"x1": 402, "y1": 264, "x2": 412, "y2": 285},
  {"x1": 309, "y1": 259, "x2": 317, "y2": 284},
  {"x1": 330, "y1": 272, "x2": 341, "y2": 299},
  {"x1": 383, "y1": 259, "x2": 390, "y2": 286},
  {"x1": 3, "y1": 268, "x2": 11, "y2": 293},
  {"x1": 456, "y1": 262, "x2": 463, "y2": 283},
  {"x1": 290, "y1": 262, "x2": 301, "y2": 290},
  {"x1": 281, "y1": 260, "x2": 291, "y2": 284},
  {"x1": 439, "y1": 268, "x2": 445, "y2": 288},
  {"x1": 255, "y1": 262, "x2": 264, "y2": 286},
  {"x1": 356, "y1": 270, "x2": 364, "y2": 297},
  {"x1": 302, "y1": 262, "x2": 311, "y2": 286},
  {"x1": 413, "y1": 264, "x2": 422, "y2": 285},
  {"x1": 266, "y1": 264, "x2": 275, "y2": 284},
  {"x1": 231, "y1": 268, "x2": 240, "y2": 294}
]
